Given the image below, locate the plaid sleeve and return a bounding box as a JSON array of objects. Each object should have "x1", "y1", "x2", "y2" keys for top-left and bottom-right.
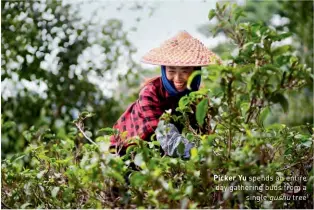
[{"x1": 137, "y1": 84, "x2": 164, "y2": 140}]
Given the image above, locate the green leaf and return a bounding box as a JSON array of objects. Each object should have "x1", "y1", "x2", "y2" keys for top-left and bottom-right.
[
  {"x1": 208, "y1": 9, "x2": 216, "y2": 20},
  {"x1": 12, "y1": 154, "x2": 26, "y2": 162},
  {"x1": 258, "y1": 107, "x2": 270, "y2": 127},
  {"x1": 280, "y1": 97, "x2": 289, "y2": 113},
  {"x1": 80, "y1": 111, "x2": 95, "y2": 118},
  {"x1": 130, "y1": 172, "x2": 146, "y2": 187},
  {"x1": 177, "y1": 142, "x2": 185, "y2": 156},
  {"x1": 97, "y1": 127, "x2": 119, "y2": 135},
  {"x1": 95, "y1": 136, "x2": 106, "y2": 142},
  {"x1": 205, "y1": 134, "x2": 218, "y2": 145},
  {"x1": 108, "y1": 170, "x2": 125, "y2": 184},
  {"x1": 206, "y1": 64, "x2": 224, "y2": 73},
  {"x1": 21, "y1": 202, "x2": 32, "y2": 209},
  {"x1": 234, "y1": 8, "x2": 246, "y2": 21},
  {"x1": 222, "y1": 3, "x2": 228, "y2": 12},
  {"x1": 125, "y1": 145, "x2": 137, "y2": 155},
  {"x1": 237, "y1": 64, "x2": 254, "y2": 74},
  {"x1": 240, "y1": 102, "x2": 250, "y2": 118},
  {"x1": 56, "y1": 157, "x2": 73, "y2": 165},
  {"x1": 260, "y1": 64, "x2": 281, "y2": 73},
  {"x1": 22, "y1": 130, "x2": 32, "y2": 142},
  {"x1": 275, "y1": 32, "x2": 292, "y2": 41},
  {"x1": 196, "y1": 98, "x2": 209, "y2": 127},
  {"x1": 151, "y1": 140, "x2": 160, "y2": 147},
  {"x1": 186, "y1": 133, "x2": 194, "y2": 141},
  {"x1": 306, "y1": 175, "x2": 314, "y2": 194},
  {"x1": 2, "y1": 121, "x2": 16, "y2": 130},
  {"x1": 30, "y1": 126, "x2": 36, "y2": 131},
  {"x1": 43, "y1": 133, "x2": 55, "y2": 140},
  {"x1": 190, "y1": 148, "x2": 198, "y2": 159},
  {"x1": 301, "y1": 140, "x2": 313, "y2": 148},
  {"x1": 187, "y1": 70, "x2": 201, "y2": 90},
  {"x1": 251, "y1": 23, "x2": 261, "y2": 34},
  {"x1": 80, "y1": 111, "x2": 89, "y2": 116},
  {"x1": 179, "y1": 96, "x2": 190, "y2": 109},
  {"x1": 265, "y1": 123, "x2": 286, "y2": 131},
  {"x1": 289, "y1": 56, "x2": 298, "y2": 65},
  {"x1": 271, "y1": 45, "x2": 292, "y2": 56}
]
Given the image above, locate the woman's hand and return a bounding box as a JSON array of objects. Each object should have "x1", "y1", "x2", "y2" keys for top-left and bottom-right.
[{"x1": 155, "y1": 120, "x2": 194, "y2": 159}]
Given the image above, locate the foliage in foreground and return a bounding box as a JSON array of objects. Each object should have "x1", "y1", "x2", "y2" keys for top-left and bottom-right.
[
  {"x1": 1, "y1": 107, "x2": 313, "y2": 209},
  {"x1": 2, "y1": 2, "x2": 314, "y2": 209}
]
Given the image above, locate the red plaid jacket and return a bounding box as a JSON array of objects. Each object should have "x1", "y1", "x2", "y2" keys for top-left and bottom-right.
[{"x1": 110, "y1": 77, "x2": 182, "y2": 148}]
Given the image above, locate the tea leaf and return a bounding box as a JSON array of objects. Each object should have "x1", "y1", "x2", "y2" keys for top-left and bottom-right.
[{"x1": 196, "y1": 98, "x2": 209, "y2": 127}]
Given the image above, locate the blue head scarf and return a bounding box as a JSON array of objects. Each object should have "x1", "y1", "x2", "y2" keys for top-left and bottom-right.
[{"x1": 161, "y1": 65, "x2": 201, "y2": 97}]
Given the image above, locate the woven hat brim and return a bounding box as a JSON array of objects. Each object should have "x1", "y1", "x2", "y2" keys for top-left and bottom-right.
[
  {"x1": 140, "y1": 58, "x2": 216, "y2": 66},
  {"x1": 141, "y1": 37, "x2": 222, "y2": 66}
]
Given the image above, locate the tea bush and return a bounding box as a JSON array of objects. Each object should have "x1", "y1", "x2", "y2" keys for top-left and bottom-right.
[{"x1": 2, "y1": 3, "x2": 313, "y2": 209}]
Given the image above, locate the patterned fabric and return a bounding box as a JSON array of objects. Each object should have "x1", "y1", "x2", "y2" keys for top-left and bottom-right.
[{"x1": 110, "y1": 77, "x2": 182, "y2": 148}]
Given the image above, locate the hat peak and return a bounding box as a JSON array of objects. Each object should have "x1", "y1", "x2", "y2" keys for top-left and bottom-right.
[{"x1": 175, "y1": 30, "x2": 193, "y2": 40}]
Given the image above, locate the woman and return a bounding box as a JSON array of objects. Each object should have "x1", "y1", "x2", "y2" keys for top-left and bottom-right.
[{"x1": 110, "y1": 31, "x2": 221, "y2": 158}]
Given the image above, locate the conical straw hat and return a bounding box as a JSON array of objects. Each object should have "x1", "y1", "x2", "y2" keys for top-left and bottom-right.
[{"x1": 141, "y1": 30, "x2": 221, "y2": 66}]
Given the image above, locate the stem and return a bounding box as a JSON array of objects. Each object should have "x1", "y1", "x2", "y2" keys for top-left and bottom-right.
[
  {"x1": 228, "y1": 126, "x2": 232, "y2": 157},
  {"x1": 227, "y1": 77, "x2": 234, "y2": 109},
  {"x1": 44, "y1": 162, "x2": 50, "y2": 177},
  {"x1": 117, "y1": 143, "x2": 124, "y2": 155},
  {"x1": 245, "y1": 97, "x2": 255, "y2": 124},
  {"x1": 189, "y1": 125, "x2": 198, "y2": 135},
  {"x1": 75, "y1": 123, "x2": 97, "y2": 146},
  {"x1": 33, "y1": 188, "x2": 47, "y2": 208},
  {"x1": 207, "y1": 112, "x2": 213, "y2": 134}
]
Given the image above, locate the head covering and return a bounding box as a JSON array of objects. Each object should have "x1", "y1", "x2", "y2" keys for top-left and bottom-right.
[
  {"x1": 161, "y1": 65, "x2": 201, "y2": 97},
  {"x1": 141, "y1": 30, "x2": 222, "y2": 66}
]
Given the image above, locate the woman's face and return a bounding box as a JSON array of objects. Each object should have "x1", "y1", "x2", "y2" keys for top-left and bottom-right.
[{"x1": 165, "y1": 66, "x2": 194, "y2": 92}]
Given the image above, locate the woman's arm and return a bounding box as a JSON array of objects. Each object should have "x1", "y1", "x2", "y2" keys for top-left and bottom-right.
[
  {"x1": 138, "y1": 84, "x2": 194, "y2": 158},
  {"x1": 137, "y1": 84, "x2": 164, "y2": 140}
]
